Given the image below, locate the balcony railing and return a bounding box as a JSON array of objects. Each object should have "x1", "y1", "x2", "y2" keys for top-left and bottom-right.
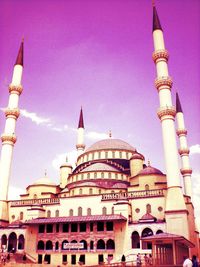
[
  {"x1": 10, "y1": 197, "x2": 60, "y2": 207},
  {"x1": 101, "y1": 189, "x2": 165, "y2": 201}
]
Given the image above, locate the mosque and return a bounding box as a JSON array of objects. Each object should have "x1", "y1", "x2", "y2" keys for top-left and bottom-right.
[{"x1": 0, "y1": 4, "x2": 199, "y2": 267}]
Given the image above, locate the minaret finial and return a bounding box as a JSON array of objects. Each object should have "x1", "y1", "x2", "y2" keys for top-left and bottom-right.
[
  {"x1": 153, "y1": 3, "x2": 162, "y2": 32},
  {"x1": 78, "y1": 107, "x2": 84, "y2": 128},
  {"x1": 15, "y1": 40, "x2": 24, "y2": 67},
  {"x1": 109, "y1": 130, "x2": 112, "y2": 138},
  {"x1": 45, "y1": 169, "x2": 47, "y2": 177},
  {"x1": 176, "y1": 92, "x2": 183, "y2": 113},
  {"x1": 147, "y1": 159, "x2": 151, "y2": 166}
]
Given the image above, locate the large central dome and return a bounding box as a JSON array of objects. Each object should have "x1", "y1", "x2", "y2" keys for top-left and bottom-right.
[{"x1": 86, "y1": 138, "x2": 136, "y2": 152}]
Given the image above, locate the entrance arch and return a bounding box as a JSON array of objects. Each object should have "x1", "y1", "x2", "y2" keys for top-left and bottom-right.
[
  {"x1": 142, "y1": 228, "x2": 153, "y2": 249},
  {"x1": 18, "y1": 235, "x2": 25, "y2": 250},
  {"x1": 132, "y1": 231, "x2": 140, "y2": 248},
  {"x1": 8, "y1": 232, "x2": 17, "y2": 252}
]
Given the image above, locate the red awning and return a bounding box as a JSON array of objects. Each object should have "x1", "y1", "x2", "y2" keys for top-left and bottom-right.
[{"x1": 25, "y1": 214, "x2": 127, "y2": 224}]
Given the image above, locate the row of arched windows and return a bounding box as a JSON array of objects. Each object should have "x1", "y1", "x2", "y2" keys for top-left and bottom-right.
[
  {"x1": 46, "y1": 206, "x2": 114, "y2": 218},
  {"x1": 37, "y1": 239, "x2": 115, "y2": 251},
  {"x1": 131, "y1": 228, "x2": 163, "y2": 249},
  {"x1": 1, "y1": 233, "x2": 25, "y2": 251}
]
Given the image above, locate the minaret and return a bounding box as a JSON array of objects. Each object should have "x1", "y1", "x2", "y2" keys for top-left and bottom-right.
[
  {"x1": 176, "y1": 92, "x2": 192, "y2": 198},
  {"x1": 152, "y1": 5, "x2": 189, "y2": 237},
  {"x1": 0, "y1": 41, "x2": 24, "y2": 223},
  {"x1": 76, "y1": 107, "x2": 85, "y2": 156}
]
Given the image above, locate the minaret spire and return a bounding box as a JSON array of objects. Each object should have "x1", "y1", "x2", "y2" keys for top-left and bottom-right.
[
  {"x1": 0, "y1": 41, "x2": 24, "y2": 225},
  {"x1": 15, "y1": 38, "x2": 24, "y2": 66},
  {"x1": 76, "y1": 107, "x2": 85, "y2": 156},
  {"x1": 176, "y1": 92, "x2": 192, "y2": 198},
  {"x1": 152, "y1": 5, "x2": 189, "y2": 238}
]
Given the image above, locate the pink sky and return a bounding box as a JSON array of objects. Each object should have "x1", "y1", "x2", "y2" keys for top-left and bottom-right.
[{"x1": 0, "y1": 0, "x2": 199, "y2": 219}]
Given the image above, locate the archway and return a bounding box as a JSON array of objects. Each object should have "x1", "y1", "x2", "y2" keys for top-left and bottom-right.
[
  {"x1": 132, "y1": 231, "x2": 140, "y2": 248},
  {"x1": 97, "y1": 239, "x2": 105, "y2": 250},
  {"x1": 142, "y1": 228, "x2": 153, "y2": 249},
  {"x1": 18, "y1": 234, "x2": 25, "y2": 250},
  {"x1": 8, "y1": 232, "x2": 17, "y2": 252},
  {"x1": 106, "y1": 239, "x2": 115, "y2": 250},
  {"x1": 156, "y1": 230, "x2": 163, "y2": 234},
  {"x1": 1, "y1": 234, "x2": 7, "y2": 247}
]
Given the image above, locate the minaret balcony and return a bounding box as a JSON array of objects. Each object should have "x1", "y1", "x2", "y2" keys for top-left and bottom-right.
[
  {"x1": 1, "y1": 133, "x2": 17, "y2": 144},
  {"x1": 9, "y1": 84, "x2": 23, "y2": 95},
  {"x1": 4, "y1": 108, "x2": 20, "y2": 119},
  {"x1": 157, "y1": 106, "x2": 176, "y2": 120},
  {"x1": 178, "y1": 148, "x2": 190, "y2": 156},
  {"x1": 180, "y1": 168, "x2": 192, "y2": 176},
  {"x1": 152, "y1": 49, "x2": 169, "y2": 63},
  {"x1": 176, "y1": 129, "x2": 187, "y2": 136},
  {"x1": 155, "y1": 76, "x2": 173, "y2": 91},
  {"x1": 76, "y1": 144, "x2": 86, "y2": 150}
]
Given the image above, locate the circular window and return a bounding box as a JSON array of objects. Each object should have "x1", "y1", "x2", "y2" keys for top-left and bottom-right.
[
  {"x1": 158, "y1": 206, "x2": 163, "y2": 212},
  {"x1": 135, "y1": 208, "x2": 140, "y2": 213}
]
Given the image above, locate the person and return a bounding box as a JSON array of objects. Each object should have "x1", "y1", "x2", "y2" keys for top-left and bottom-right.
[
  {"x1": 144, "y1": 254, "x2": 149, "y2": 266},
  {"x1": 149, "y1": 254, "x2": 153, "y2": 265},
  {"x1": 136, "y1": 253, "x2": 142, "y2": 266},
  {"x1": 23, "y1": 253, "x2": 27, "y2": 262},
  {"x1": 192, "y1": 255, "x2": 198, "y2": 267},
  {"x1": 183, "y1": 256, "x2": 193, "y2": 267}
]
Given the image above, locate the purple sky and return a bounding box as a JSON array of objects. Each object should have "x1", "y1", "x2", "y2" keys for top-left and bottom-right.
[{"x1": 0, "y1": 0, "x2": 199, "y2": 219}]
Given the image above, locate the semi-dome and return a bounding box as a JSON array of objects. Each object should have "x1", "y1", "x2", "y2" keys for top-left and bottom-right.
[
  {"x1": 80, "y1": 163, "x2": 119, "y2": 172},
  {"x1": 86, "y1": 138, "x2": 135, "y2": 152},
  {"x1": 138, "y1": 166, "x2": 163, "y2": 175},
  {"x1": 33, "y1": 176, "x2": 56, "y2": 186}
]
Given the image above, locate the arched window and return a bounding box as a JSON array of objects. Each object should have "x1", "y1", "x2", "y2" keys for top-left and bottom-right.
[
  {"x1": 131, "y1": 231, "x2": 140, "y2": 248},
  {"x1": 115, "y1": 173, "x2": 118, "y2": 179},
  {"x1": 46, "y1": 240, "x2": 53, "y2": 250},
  {"x1": 55, "y1": 241, "x2": 59, "y2": 251},
  {"x1": 106, "y1": 239, "x2": 115, "y2": 250},
  {"x1": 78, "y1": 207, "x2": 82, "y2": 216},
  {"x1": 99, "y1": 189, "x2": 102, "y2": 194},
  {"x1": 102, "y1": 207, "x2": 107, "y2": 215},
  {"x1": 87, "y1": 173, "x2": 90, "y2": 179},
  {"x1": 55, "y1": 210, "x2": 59, "y2": 217},
  {"x1": 156, "y1": 230, "x2": 163, "y2": 234},
  {"x1": 47, "y1": 210, "x2": 51, "y2": 218},
  {"x1": 80, "y1": 240, "x2": 87, "y2": 250},
  {"x1": 79, "y1": 188, "x2": 83, "y2": 195},
  {"x1": 121, "y1": 174, "x2": 123, "y2": 180},
  {"x1": 37, "y1": 240, "x2": 44, "y2": 250},
  {"x1": 97, "y1": 239, "x2": 105, "y2": 250},
  {"x1": 33, "y1": 194, "x2": 37, "y2": 199},
  {"x1": 62, "y1": 240, "x2": 69, "y2": 250},
  {"x1": 8, "y1": 232, "x2": 17, "y2": 252},
  {"x1": 119, "y1": 151, "x2": 122, "y2": 158},
  {"x1": 101, "y1": 172, "x2": 104, "y2": 178},
  {"x1": 81, "y1": 174, "x2": 84, "y2": 180},
  {"x1": 126, "y1": 152, "x2": 129, "y2": 159},
  {"x1": 111, "y1": 206, "x2": 114, "y2": 214},
  {"x1": 146, "y1": 204, "x2": 151, "y2": 214},
  {"x1": 69, "y1": 209, "x2": 73, "y2": 216},
  {"x1": 105, "y1": 152, "x2": 108, "y2": 158},
  {"x1": 87, "y1": 208, "x2": 91, "y2": 216},
  {"x1": 108, "y1": 172, "x2": 111, "y2": 178},
  {"x1": 18, "y1": 234, "x2": 25, "y2": 250},
  {"x1": 94, "y1": 172, "x2": 97, "y2": 178},
  {"x1": 98, "y1": 152, "x2": 101, "y2": 159},
  {"x1": 19, "y1": 212, "x2": 23, "y2": 220},
  {"x1": 112, "y1": 151, "x2": 115, "y2": 158},
  {"x1": 145, "y1": 184, "x2": 150, "y2": 191},
  {"x1": 72, "y1": 190, "x2": 74, "y2": 196},
  {"x1": 89, "y1": 188, "x2": 93, "y2": 195},
  {"x1": 142, "y1": 228, "x2": 153, "y2": 249}
]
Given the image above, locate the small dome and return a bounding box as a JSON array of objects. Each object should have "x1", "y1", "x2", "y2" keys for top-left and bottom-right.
[
  {"x1": 86, "y1": 138, "x2": 136, "y2": 152},
  {"x1": 138, "y1": 166, "x2": 163, "y2": 175},
  {"x1": 130, "y1": 153, "x2": 144, "y2": 160},
  {"x1": 80, "y1": 163, "x2": 119, "y2": 172},
  {"x1": 33, "y1": 176, "x2": 56, "y2": 186}
]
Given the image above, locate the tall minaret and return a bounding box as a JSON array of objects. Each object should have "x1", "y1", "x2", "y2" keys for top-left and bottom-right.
[
  {"x1": 176, "y1": 92, "x2": 192, "y2": 198},
  {"x1": 152, "y1": 5, "x2": 189, "y2": 237},
  {"x1": 76, "y1": 107, "x2": 85, "y2": 156},
  {"x1": 0, "y1": 41, "x2": 24, "y2": 223}
]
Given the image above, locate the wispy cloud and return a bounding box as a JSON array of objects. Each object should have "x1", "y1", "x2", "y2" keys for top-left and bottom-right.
[
  {"x1": 190, "y1": 144, "x2": 200, "y2": 155},
  {"x1": 21, "y1": 109, "x2": 51, "y2": 125},
  {"x1": 86, "y1": 131, "x2": 108, "y2": 140},
  {"x1": 52, "y1": 149, "x2": 77, "y2": 170},
  {"x1": 8, "y1": 185, "x2": 25, "y2": 200}
]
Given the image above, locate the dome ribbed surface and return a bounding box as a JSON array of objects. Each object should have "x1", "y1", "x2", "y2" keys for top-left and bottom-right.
[
  {"x1": 139, "y1": 166, "x2": 163, "y2": 175},
  {"x1": 80, "y1": 163, "x2": 119, "y2": 172},
  {"x1": 33, "y1": 177, "x2": 56, "y2": 186},
  {"x1": 86, "y1": 139, "x2": 135, "y2": 152}
]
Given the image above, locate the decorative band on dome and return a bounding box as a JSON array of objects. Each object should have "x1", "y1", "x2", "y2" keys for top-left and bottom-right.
[
  {"x1": 9, "y1": 84, "x2": 23, "y2": 95},
  {"x1": 1, "y1": 134, "x2": 17, "y2": 144},
  {"x1": 4, "y1": 108, "x2": 20, "y2": 119},
  {"x1": 155, "y1": 76, "x2": 173, "y2": 91},
  {"x1": 152, "y1": 49, "x2": 169, "y2": 63},
  {"x1": 176, "y1": 129, "x2": 187, "y2": 136},
  {"x1": 130, "y1": 153, "x2": 144, "y2": 160},
  {"x1": 180, "y1": 168, "x2": 192, "y2": 176},
  {"x1": 157, "y1": 106, "x2": 176, "y2": 120}
]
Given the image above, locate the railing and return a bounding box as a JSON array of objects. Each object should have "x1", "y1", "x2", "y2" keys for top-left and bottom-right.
[
  {"x1": 10, "y1": 198, "x2": 60, "y2": 207},
  {"x1": 102, "y1": 189, "x2": 165, "y2": 201}
]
